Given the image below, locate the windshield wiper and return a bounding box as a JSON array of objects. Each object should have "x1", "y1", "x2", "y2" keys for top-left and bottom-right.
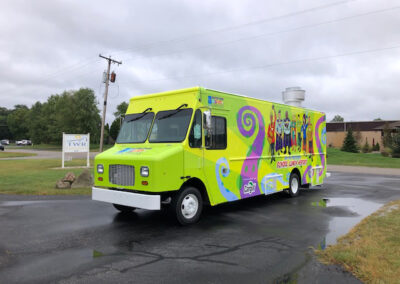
[
  {"x1": 158, "y1": 104, "x2": 188, "y2": 120},
  {"x1": 127, "y1": 108, "x2": 153, "y2": 122}
]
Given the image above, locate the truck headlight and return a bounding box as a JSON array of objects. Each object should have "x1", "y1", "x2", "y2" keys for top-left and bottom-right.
[
  {"x1": 140, "y1": 166, "x2": 149, "y2": 177},
  {"x1": 97, "y1": 164, "x2": 104, "y2": 174}
]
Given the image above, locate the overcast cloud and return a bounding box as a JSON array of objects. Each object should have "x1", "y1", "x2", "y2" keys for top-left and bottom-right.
[{"x1": 1, "y1": 0, "x2": 400, "y2": 123}]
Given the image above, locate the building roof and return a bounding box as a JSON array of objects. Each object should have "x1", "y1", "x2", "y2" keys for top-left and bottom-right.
[{"x1": 327, "y1": 120, "x2": 399, "y2": 132}]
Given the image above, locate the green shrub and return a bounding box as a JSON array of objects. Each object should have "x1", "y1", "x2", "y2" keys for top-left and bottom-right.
[
  {"x1": 373, "y1": 142, "x2": 380, "y2": 151},
  {"x1": 341, "y1": 129, "x2": 358, "y2": 153},
  {"x1": 362, "y1": 140, "x2": 371, "y2": 153},
  {"x1": 381, "y1": 147, "x2": 392, "y2": 157}
]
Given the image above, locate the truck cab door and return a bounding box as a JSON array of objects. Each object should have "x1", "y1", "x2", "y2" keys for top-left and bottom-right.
[{"x1": 184, "y1": 109, "x2": 204, "y2": 178}]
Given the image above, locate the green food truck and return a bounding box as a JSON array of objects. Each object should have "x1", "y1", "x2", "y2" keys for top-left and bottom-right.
[{"x1": 92, "y1": 87, "x2": 327, "y2": 225}]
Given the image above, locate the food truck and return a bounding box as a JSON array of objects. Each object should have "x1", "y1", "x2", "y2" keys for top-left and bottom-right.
[{"x1": 92, "y1": 87, "x2": 327, "y2": 224}]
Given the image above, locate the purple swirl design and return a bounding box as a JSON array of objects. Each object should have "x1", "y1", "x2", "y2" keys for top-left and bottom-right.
[
  {"x1": 237, "y1": 106, "x2": 265, "y2": 198},
  {"x1": 315, "y1": 116, "x2": 326, "y2": 177},
  {"x1": 302, "y1": 165, "x2": 312, "y2": 184}
]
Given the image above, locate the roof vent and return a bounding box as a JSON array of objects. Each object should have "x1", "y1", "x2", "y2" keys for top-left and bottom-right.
[{"x1": 282, "y1": 87, "x2": 305, "y2": 107}]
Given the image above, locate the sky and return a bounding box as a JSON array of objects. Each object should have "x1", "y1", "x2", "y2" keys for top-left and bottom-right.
[{"x1": 1, "y1": 0, "x2": 400, "y2": 123}]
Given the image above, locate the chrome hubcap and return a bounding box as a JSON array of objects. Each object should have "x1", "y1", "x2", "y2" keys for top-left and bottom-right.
[
  {"x1": 291, "y1": 178, "x2": 299, "y2": 194},
  {"x1": 181, "y1": 194, "x2": 199, "y2": 219}
]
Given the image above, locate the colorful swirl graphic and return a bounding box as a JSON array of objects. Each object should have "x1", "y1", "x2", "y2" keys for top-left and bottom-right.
[
  {"x1": 215, "y1": 157, "x2": 239, "y2": 201},
  {"x1": 302, "y1": 165, "x2": 312, "y2": 184},
  {"x1": 315, "y1": 116, "x2": 326, "y2": 177},
  {"x1": 237, "y1": 106, "x2": 265, "y2": 198}
]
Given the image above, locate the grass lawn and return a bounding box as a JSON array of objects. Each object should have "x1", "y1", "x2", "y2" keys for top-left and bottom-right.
[
  {"x1": 0, "y1": 159, "x2": 93, "y2": 195},
  {"x1": 327, "y1": 147, "x2": 400, "y2": 168},
  {"x1": 317, "y1": 200, "x2": 400, "y2": 283},
  {"x1": 0, "y1": 152, "x2": 37, "y2": 158}
]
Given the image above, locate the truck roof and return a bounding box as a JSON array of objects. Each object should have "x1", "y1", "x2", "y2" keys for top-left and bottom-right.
[{"x1": 129, "y1": 87, "x2": 324, "y2": 115}]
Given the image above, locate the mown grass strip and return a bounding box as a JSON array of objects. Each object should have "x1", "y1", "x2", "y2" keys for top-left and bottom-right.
[
  {"x1": 0, "y1": 152, "x2": 37, "y2": 158},
  {"x1": 317, "y1": 200, "x2": 400, "y2": 283},
  {"x1": 0, "y1": 159, "x2": 92, "y2": 195},
  {"x1": 327, "y1": 148, "x2": 400, "y2": 168}
]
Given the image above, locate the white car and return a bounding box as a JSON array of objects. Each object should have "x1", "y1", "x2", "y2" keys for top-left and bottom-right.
[{"x1": 1, "y1": 139, "x2": 9, "y2": 145}]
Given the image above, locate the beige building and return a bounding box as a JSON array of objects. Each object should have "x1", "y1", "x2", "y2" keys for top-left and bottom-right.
[{"x1": 327, "y1": 120, "x2": 400, "y2": 149}]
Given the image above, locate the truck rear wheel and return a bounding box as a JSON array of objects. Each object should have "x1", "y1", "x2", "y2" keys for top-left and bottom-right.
[
  {"x1": 172, "y1": 186, "x2": 203, "y2": 225},
  {"x1": 113, "y1": 204, "x2": 136, "y2": 213},
  {"x1": 288, "y1": 173, "x2": 300, "y2": 197}
]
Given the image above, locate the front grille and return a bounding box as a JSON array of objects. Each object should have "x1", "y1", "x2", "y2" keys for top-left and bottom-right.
[{"x1": 109, "y1": 165, "x2": 135, "y2": 186}]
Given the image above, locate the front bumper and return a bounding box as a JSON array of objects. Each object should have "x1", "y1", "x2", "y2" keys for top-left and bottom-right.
[{"x1": 92, "y1": 187, "x2": 161, "y2": 210}]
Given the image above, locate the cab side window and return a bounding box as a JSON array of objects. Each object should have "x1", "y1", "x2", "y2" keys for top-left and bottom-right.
[
  {"x1": 189, "y1": 109, "x2": 202, "y2": 148},
  {"x1": 207, "y1": 116, "x2": 227, "y2": 149}
]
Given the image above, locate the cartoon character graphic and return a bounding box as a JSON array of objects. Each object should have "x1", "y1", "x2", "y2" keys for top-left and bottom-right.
[
  {"x1": 275, "y1": 110, "x2": 283, "y2": 155},
  {"x1": 297, "y1": 114, "x2": 302, "y2": 152},
  {"x1": 291, "y1": 114, "x2": 297, "y2": 152},
  {"x1": 283, "y1": 111, "x2": 291, "y2": 154},
  {"x1": 301, "y1": 114, "x2": 308, "y2": 153},
  {"x1": 307, "y1": 115, "x2": 314, "y2": 155},
  {"x1": 267, "y1": 105, "x2": 276, "y2": 163}
]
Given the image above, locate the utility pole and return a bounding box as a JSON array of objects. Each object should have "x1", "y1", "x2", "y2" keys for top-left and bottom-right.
[{"x1": 99, "y1": 54, "x2": 122, "y2": 152}]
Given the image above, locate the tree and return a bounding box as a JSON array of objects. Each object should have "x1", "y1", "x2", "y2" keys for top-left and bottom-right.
[
  {"x1": 341, "y1": 128, "x2": 358, "y2": 153},
  {"x1": 392, "y1": 131, "x2": 400, "y2": 158},
  {"x1": 113, "y1": 101, "x2": 128, "y2": 119},
  {"x1": 362, "y1": 139, "x2": 370, "y2": 153},
  {"x1": 23, "y1": 88, "x2": 102, "y2": 144},
  {"x1": 331, "y1": 115, "x2": 344, "y2": 122},
  {"x1": 382, "y1": 122, "x2": 393, "y2": 148},
  {"x1": 110, "y1": 118, "x2": 121, "y2": 141},
  {"x1": 373, "y1": 118, "x2": 382, "y2": 121},
  {"x1": 373, "y1": 142, "x2": 380, "y2": 151},
  {"x1": 0, "y1": 107, "x2": 12, "y2": 139},
  {"x1": 28, "y1": 102, "x2": 47, "y2": 144},
  {"x1": 7, "y1": 105, "x2": 30, "y2": 140}
]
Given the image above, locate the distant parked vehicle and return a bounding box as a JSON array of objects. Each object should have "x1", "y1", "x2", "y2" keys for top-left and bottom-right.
[
  {"x1": 1, "y1": 139, "x2": 9, "y2": 145},
  {"x1": 16, "y1": 140, "x2": 32, "y2": 146},
  {"x1": 0, "y1": 144, "x2": 4, "y2": 151}
]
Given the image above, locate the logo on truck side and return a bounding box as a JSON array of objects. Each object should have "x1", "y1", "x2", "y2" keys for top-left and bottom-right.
[
  {"x1": 243, "y1": 181, "x2": 256, "y2": 195},
  {"x1": 208, "y1": 96, "x2": 224, "y2": 106},
  {"x1": 116, "y1": 148, "x2": 151, "y2": 154}
]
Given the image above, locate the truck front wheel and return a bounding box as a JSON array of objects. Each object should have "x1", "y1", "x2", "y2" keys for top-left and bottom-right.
[
  {"x1": 113, "y1": 204, "x2": 136, "y2": 213},
  {"x1": 172, "y1": 187, "x2": 203, "y2": 225},
  {"x1": 288, "y1": 173, "x2": 300, "y2": 197}
]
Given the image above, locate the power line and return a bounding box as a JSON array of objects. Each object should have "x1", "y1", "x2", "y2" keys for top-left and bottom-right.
[
  {"x1": 109, "y1": 0, "x2": 356, "y2": 56},
  {"x1": 55, "y1": 3, "x2": 395, "y2": 83},
  {"x1": 33, "y1": 0, "x2": 357, "y2": 82},
  {"x1": 120, "y1": 5, "x2": 400, "y2": 63},
  {"x1": 122, "y1": 44, "x2": 400, "y2": 84}
]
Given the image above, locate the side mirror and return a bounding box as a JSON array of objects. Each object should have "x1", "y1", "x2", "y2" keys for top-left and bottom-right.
[
  {"x1": 203, "y1": 110, "x2": 212, "y2": 148},
  {"x1": 203, "y1": 110, "x2": 211, "y2": 129}
]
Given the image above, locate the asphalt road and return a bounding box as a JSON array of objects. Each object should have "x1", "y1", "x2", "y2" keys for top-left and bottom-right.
[
  {"x1": 0, "y1": 172, "x2": 399, "y2": 284},
  {"x1": 0, "y1": 149, "x2": 98, "y2": 160}
]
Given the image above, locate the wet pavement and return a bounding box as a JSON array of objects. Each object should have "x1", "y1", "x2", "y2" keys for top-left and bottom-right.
[{"x1": 0, "y1": 172, "x2": 399, "y2": 283}]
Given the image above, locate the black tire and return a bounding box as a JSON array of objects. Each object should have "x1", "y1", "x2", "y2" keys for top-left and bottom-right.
[
  {"x1": 288, "y1": 173, "x2": 300, "y2": 197},
  {"x1": 113, "y1": 203, "x2": 136, "y2": 213},
  {"x1": 171, "y1": 186, "x2": 203, "y2": 225}
]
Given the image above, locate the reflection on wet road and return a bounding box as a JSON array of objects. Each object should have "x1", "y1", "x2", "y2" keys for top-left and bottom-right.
[
  {"x1": 0, "y1": 172, "x2": 399, "y2": 283},
  {"x1": 312, "y1": 198, "x2": 382, "y2": 248}
]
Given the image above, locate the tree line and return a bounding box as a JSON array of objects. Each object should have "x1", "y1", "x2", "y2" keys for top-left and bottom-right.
[{"x1": 1, "y1": 88, "x2": 113, "y2": 144}]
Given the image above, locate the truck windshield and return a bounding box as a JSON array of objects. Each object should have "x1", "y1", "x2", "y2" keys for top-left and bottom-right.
[
  {"x1": 116, "y1": 112, "x2": 154, "y2": 143},
  {"x1": 149, "y1": 108, "x2": 193, "y2": 143}
]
